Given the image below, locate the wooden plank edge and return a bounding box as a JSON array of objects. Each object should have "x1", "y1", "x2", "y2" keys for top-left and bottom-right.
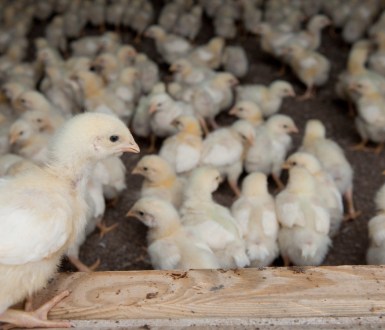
[{"x1": 30, "y1": 266, "x2": 385, "y2": 328}]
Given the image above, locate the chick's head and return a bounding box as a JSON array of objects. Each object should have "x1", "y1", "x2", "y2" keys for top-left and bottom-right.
[
  {"x1": 148, "y1": 93, "x2": 172, "y2": 114},
  {"x1": 8, "y1": 119, "x2": 35, "y2": 146},
  {"x1": 172, "y1": 115, "x2": 202, "y2": 135},
  {"x1": 132, "y1": 155, "x2": 174, "y2": 182},
  {"x1": 229, "y1": 101, "x2": 263, "y2": 124},
  {"x1": 188, "y1": 166, "x2": 222, "y2": 194},
  {"x1": 267, "y1": 114, "x2": 298, "y2": 135},
  {"x1": 271, "y1": 80, "x2": 296, "y2": 98},
  {"x1": 213, "y1": 72, "x2": 239, "y2": 88},
  {"x1": 49, "y1": 113, "x2": 139, "y2": 163},
  {"x1": 303, "y1": 119, "x2": 326, "y2": 141},
  {"x1": 232, "y1": 119, "x2": 256, "y2": 145},
  {"x1": 241, "y1": 172, "x2": 268, "y2": 196},
  {"x1": 348, "y1": 79, "x2": 378, "y2": 96},
  {"x1": 144, "y1": 25, "x2": 166, "y2": 39},
  {"x1": 126, "y1": 196, "x2": 179, "y2": 228},
  {"x1": 284, "y1": 152, "x2": 322, "y2": 174}
]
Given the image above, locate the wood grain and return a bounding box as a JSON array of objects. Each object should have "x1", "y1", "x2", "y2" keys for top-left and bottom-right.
[{"x1": 32, "y1": 266, "x2": 385, "y2": 328}]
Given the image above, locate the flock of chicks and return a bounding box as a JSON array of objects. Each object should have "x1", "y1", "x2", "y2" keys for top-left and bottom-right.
[{"x1": 1, "y1": 0, "x2": 385, "y2": 327}]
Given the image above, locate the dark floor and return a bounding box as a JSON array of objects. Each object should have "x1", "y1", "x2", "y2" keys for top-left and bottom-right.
[{"x1": 48, "y1": 9, "x2": 385, "y2": 271}]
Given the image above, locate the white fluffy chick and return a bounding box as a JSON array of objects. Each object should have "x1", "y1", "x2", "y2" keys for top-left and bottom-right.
[
  {"x1": 145, "y1": 25, "x2": 192, "y2": 64},
  {"x1": 285, "y1": 152, "x2": 344, "y2": 237},
  {"x1": 231, "y1": 172, "x2": 279, "y2": 267},
  {"x1": 349, "y1": 79, "x2": 385, "y2": 153},
  {"x1": 245, "y1": 114, "x2": 298, "y2": 190},
  {"x1": 300, "y1": 119, "x2": 358, "y2": 220},
  {"x1": 221, "y1": 46, "x2": 249, "y2": 78},
  {"x1": 127, "y1": 197, "x2": 219, "y2": 270},
  {"x1": 369, "y1": 31, "x2": 385, "y2": 77},
  {"x1": 180, "y1": 166, "x2": 250, "y2": 269},
  {"x1": 284, "y1": 44, "x2": 330, "y2": 99},
  {"x1": 159, "y1": 115, "x2": 203, "y2": 174},
  {"x1": 173, "y1": 5, "x2": 203, "y2": 41},
  {"x1": 191, "y1": 72, "x2": 239, "y2": 133},
  {"x1": 0, "y1": 112, "x2": 139, "y2": 329},
  {"x1": 276, "y1": 166, "x2": 332, "y2": 266},
  {"x1": 236, "y1": 80, "x2": 295, "y2": 117},
  {"x1": 367, "y1": 184, "x2": 385, "y2": 264},
  {"x1": 187, "y1": 36, "x2": 225, "y2": 69},
  {"x1": 229, "y1": 100, "x2": 264, "y2": 127},
  {"x1": 134, "y1": 53, "x2": 160, "y2": 94},
  {"x1": 148, "y1": 92, "x2": 194, "y2": 150},
  {"x1": 132, "y1": 155, "x2": 185, "y2": 208},
  {"x1": 201, "y1": 120, "x2": 256, "y2": 196},
  {"x1": 131, "y1": 83, "x2": 166, "y2": 139}
]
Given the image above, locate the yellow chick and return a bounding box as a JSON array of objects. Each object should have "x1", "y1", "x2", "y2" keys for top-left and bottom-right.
[
  {"x1": 369, "y1": 32, "x2": 385, "y2": 77},
  {"x1": 14, "y1": 90, "x2": 54, "y2": 114},
  {"x1": 159, "y1": 115, "x2": 203, "y2": 174},
  {"x1": 367, "y1": 183, "x2": 385, "y2": 264},
  {"x1": 0, "y1": 112, "x2": 139, "y2": 329},
  {"x1": 284, "y1": 44, "x2": 330, "y2": 99},
  {"x1": 236, "y1": 80, "x2": 295, "y2": 117},
  {"x1": 127, "y1": 197, "x2": 220, "y2": 270},
  {"x1": 158, "y1": 1, "x2": 184, "y2": 32},
  {"x1": 229, "y1": 100, "x2": 264, "y2": 127},
  {"x1": 300, "y1": 119, "x2": 359, "y2": 220},
  {"x1": 245, "y1": 114, "x2": 298, "y2": 190},
  {"x1": 191, "y1": 72, "x2": 239, "y2": 132},
  {"x1": 221, "y1": 46, "x2": 249, "y2": 78},
  {"x1": 170, "y1": 58, "x2": 213, "y2": 87},
  {"x1": 71, "y1": 70, "x2": 129, "y2": 119},
  {"x1": 285, "y1": 152, "x2": 344, "y2": 237},
  {"x1": 231, "y1": 172, "x2": 279, "y2": 267},
  {"x1": 132, "y1": 155, "x2": 185, "y2": 208},
  {"x1": 349, "y1": 79, "x2": 385, "y2": 153},
  {"x1": 276, "y1": 166, "x2": 332, "y2": 266},
  {"x1": 187, "y1": 36, "x2": 225, "y2": 69},
  {"x1": 92, "y1": 52, "x2": 121, "y2": 83},
  {"x1": 144, "y1": 25, "x2": 192, "y2": 64},
  {"x1": 200, "y1": 120, "x2": 256, "y2": 196},
  {"x1": 173, "y1": 5, "x2": 202, "y2": 41},
  {"x1": 180, "y1": 166, "x2": 250, "y2": 269}
]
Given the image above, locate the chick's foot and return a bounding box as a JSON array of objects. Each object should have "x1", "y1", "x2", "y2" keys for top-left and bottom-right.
[
  {"x1": 68, "y1": 255, "x2": 100, "y2": 272},
  {"x1": 0, "y1": 291, "x2": 71, "y2": 330},
  {"x1": 97, "y1": 221, "x2": 119, "y2": 238}
]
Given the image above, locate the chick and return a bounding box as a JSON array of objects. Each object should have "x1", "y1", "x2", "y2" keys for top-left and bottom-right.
[
  {"x1": 0, "y1": 112, "x2": 139, "y2": 329},
  {"x1": 45, "y1": 16, "x2": 67, "y2": 55},
  {"x1": 191, "y1": 72, "x2": 238, "y2": 133},
  {"x1": 105, "y1": 0, "x2": 126, "y2": 32},
  {"x1": 221, "y1": 46, "x2": 249, "y2": 79},
  {"x1": 367, "y1": 184, "x2": 385, "y2": 264},
  {"x1": 276, "y1": 166, "x2": 332, "y2": 266},
  {"x1": 231, "y1": 172, "x2": 279, "y2": 267},
  {"x1": 127, "y1": 197, "x2": 219, "y2": 270},
  {"x1": 228, "y1": 101, "x2": 264, "y2": 127},
  {"x1": 92, "y1": 52, "x2": 122, "y2": 83},
  {"x1": 201, "y1": 120, "x2": 256, "y2": 196},
  {"x1": 369, "y1": 32, "x2": 385, "y2": 77},
  {"x1": 170, "y1": 58, "x2": 213, "y2": 87},
  {"x1": 148, "y1": 92, "x2": 194, "y2": 150},
  {"x1": 131, "y1": 0, "x2": 154, "y2": 42},
  {"x1": 284, "y1": 44, "x2": 330, "y2": 99},
  {"x1": 300, "y1": 119, "x2": 358, "y2": 220},
  {"x1": 180, "y1": 166, "x2": 250, "y2": 269},
  {"x1": 159, "y1": 115, "x2": 203, "y2": 174},
  {"x1": 131, "y1": 83, "x2": 166, "y2": 139},
  {"x1": 0, "y1": 153, "x2": 26, "y2": 176},
  {"x1": 349, "y1": 79, "x2": 385, "y2": 153},
  {"x1": 284, "y1": 152, "x2": 344, "y2": 237},
  {"x1": 245, "y1": 114, "x2": 298, "y2": 190},
  {"x1": 188, "y1": 36, "x2": 225, "y2": 69},
  {"x1": 240, "y1": 0, "x2": 262, "y2": 35},
  {"x1": 173, "y1": 5, "x2": 202, "y2": 41},
  {"x1": 134, "y1": 53, "x2": 160, "y2": 94},
  {"x1": 13, "y1": 90, "x2": 54, "y2": 114},
  {"x1": 236, "y1": 80, "x2": 295, "y2": 117},
  {"x1": 132, "y1": 155, "x2": 185, "y2": 208},
  {"x1": 71, "y1": 70, "x2": 130, "y2": 120},
  {"x1": 145, "y1": 25, "x2": 192, "y2": 64},
  {"x1": 158, "y1": 1, "x2": 183, "y2": 32}
]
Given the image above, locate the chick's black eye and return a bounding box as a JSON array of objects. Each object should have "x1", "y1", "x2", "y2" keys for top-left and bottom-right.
[
  {"x1": 143, "y1": 167, "x2": 148, "y2": 171},
  {"x1": 139, "y1": 211, "x2": 144, "y2": 216},
  {"x1": 19, "y1": 131, "x2": 24, "y2": 136},
  {"x1": 283, "y1": 125, "x2": 288, "y2": 128},
  {"x1": 36, "y1": 118, "x2": 42, "y2": 123},
  {"x1": 110, "y1": 135, "x2": 119, "y2": 142}
]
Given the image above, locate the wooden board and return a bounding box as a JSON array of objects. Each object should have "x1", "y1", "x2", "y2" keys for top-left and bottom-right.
[{"x1": 32, "y1": 266, "x2": 385, "y2": 329}]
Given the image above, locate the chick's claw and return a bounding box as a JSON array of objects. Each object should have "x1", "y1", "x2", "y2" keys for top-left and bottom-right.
[
  {"x1": 0, "y1": 291, "x2": 71, "y2": 330},
  {"x1": 97, "y1": 221, "x2": 119, "y2": 239}
]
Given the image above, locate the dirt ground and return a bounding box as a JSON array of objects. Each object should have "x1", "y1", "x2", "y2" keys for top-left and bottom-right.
[{"x1": 49, "y1": 5, "x2": 385, "y2": 271}]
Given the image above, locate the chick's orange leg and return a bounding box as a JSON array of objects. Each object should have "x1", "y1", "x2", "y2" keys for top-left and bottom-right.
[
  {"x1": 350, "y1": 139, "x2": 369, "y2": 152},
  {"x1": 343, "y1": 188, "x2": 361, "y2": 221},
  {"x1": 0, "y1": 291, "x2": 71, "y2": 330},
  {"x1": 198, "y1": 116, "x2": 210, "y2": 136},
  {"x1": 97, "y1": 221, "x2": 119, "y2": 238},
  {"x1": 272, "y1": 173, "x2": 285, "y2": 191},
  {"x1": 374, "y1": 142, "x2": 384, "y2": 155},
  {"x1": 67, "y1": 255, "x2": 101, "y2": 272},
  {"x1": 147, "y1": 134, "x2": 157, "y2": 153},
  {"x1": 297, "y1": 86, "x2": 315, "y2": 101},
  {"x1": 228, "y1": 179, "x2": 241, "y2": 197}
]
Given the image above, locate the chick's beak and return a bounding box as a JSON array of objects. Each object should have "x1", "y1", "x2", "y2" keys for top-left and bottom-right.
[
  {"x1": 148, "y1": 104, "x2": 157, "y2": 114},
  {"x1": 289, "y1": 90, "x2": 296, "y2": 97},
  {"x1": 8, "y1": 134, "x2": 17, "y2": 145},
  {"x1": 120, "y1": 141, "x2": 140, "y2": 153},
  {"x1": 229, "y1": 107, "x2": 238, "y2": 115},
  {"x1": 290, "y1": 126, "x2": 299, "y2": 134},
  {"x1": 281, "y1": 161, "x2": 291, "y2": 170},
  {"x1": 126, "y1": 209, "x2": 135, "y2": 218},
  {"x1": 131, "y1": 166, "x2": 140, "y2": 175}
]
